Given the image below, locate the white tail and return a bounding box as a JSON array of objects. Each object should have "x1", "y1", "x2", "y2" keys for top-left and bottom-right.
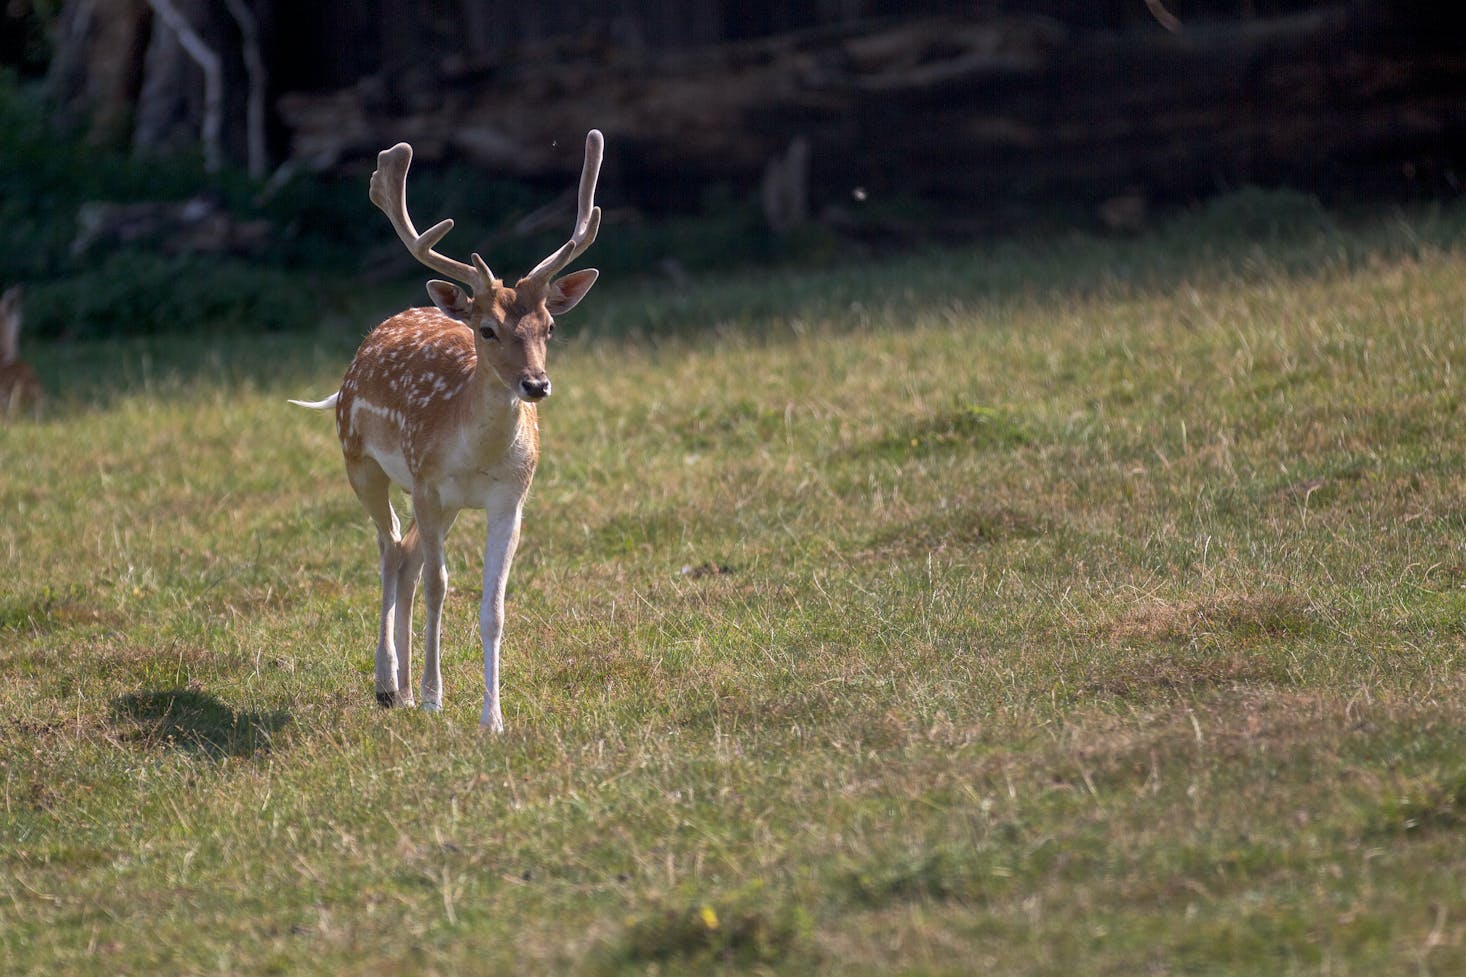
[
  {"x1": 294, "y1": 131, "x2": 605, "y2": 731},
  {"x1": 288, "y1": 392, "x2": 338, "y2": 411}
]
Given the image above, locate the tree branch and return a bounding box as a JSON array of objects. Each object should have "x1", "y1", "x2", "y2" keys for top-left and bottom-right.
[
  {"x1": 143, "y1": 0, "x2": 223, "y2": 172},
  {"x1": 222, "y1": 0, "x2": 268, "y2": 179}
]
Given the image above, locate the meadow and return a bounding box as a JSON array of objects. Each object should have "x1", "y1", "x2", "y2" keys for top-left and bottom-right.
[{"x1": 3, "y1": 200, "x2": 1466, "y2": 975}]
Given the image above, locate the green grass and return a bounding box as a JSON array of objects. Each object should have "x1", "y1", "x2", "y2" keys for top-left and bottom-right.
[{"x1": 5, "y1": 207, "x2": 1466, "y2": 975}]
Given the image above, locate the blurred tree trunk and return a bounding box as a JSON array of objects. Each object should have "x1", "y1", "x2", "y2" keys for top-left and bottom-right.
[
  {"x1": 48, "y1": 0, "x2": 268, "y2": 171},
  {"x1": 137, "y1": 0, "x2": 225, "y2": 169},
  {"x1": 222, "y1": 0, "x2": 269, "y2": 179},
  {"x1": 46, "y1": 0, "x2": 153, "y2": 145}
]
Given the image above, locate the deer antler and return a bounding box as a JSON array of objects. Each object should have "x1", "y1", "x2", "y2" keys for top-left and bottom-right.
[
  {"x1": 523, "y1": 129, "x2": 604, "y2": 284},
  {"x1": 369, "y1": 143, "x2": 494, "y2": 290}
]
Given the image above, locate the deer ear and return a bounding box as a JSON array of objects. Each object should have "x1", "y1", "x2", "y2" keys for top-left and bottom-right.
[
  {"x1": 426, "y1": 280, "x2": 473, "y2": 320},
  {"x1": 0, "y1": 286, "x2": 20, "y2": 363},
  {"x1": 545, "y1": 269, "x2": 598, "y2": 315}
]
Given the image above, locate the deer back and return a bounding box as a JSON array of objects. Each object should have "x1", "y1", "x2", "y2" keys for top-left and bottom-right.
[{"x1": 336, "y1": 308, "x2": 539, "y2": 498}]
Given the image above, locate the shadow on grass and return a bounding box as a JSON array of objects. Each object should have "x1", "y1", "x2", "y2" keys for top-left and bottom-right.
[
  {"x1": 607, "y1": 899, "x2": 811, "y2": 972},
  {"x1": 851, "y1": 402, "x2": 1032, "y2": 465},
  {"x1": 109, "y1": 687, "x2": 290, "y2": 759}
]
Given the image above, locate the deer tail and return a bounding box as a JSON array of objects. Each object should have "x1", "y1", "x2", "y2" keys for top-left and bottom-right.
[{"x1": 288, "y1": 392, "x2": 339, "y2": 411}]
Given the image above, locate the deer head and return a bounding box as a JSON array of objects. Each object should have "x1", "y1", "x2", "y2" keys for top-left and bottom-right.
[{"x1": 368, "y1": 131, "x2": 603, "y2": 402}]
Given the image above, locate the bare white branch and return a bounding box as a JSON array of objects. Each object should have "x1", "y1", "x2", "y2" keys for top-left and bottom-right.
[{"x1": 143, "y1": 0, "x2": 223, "y2": 172}]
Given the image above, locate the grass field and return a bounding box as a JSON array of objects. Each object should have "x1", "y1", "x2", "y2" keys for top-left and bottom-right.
[{"x1": 4, "y1": 204, "x2": 1466, "y2": 975}]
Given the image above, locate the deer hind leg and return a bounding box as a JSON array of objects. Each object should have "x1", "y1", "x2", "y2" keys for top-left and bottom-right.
[
  {"x1": 346, "y1": 458, "x2": 407, "y2": 707},
  {"x1": 410, "y1": 490, "x2": 458, "y2": 713},
  {"x1": 392, "y1": 522, "x2": 424, "y2": 706}
]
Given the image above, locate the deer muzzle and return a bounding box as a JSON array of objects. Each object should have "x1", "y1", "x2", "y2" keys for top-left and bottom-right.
[{"x1": 519, "y1": 373, "x2": 551, "y2": 401}]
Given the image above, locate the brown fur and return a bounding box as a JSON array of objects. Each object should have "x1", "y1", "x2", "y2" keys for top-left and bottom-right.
[
  {"x1": 335, "y1": 305, "x2": 539, "y2": 490},
  {"x1": 0, "y1": 286, "x2": 44, "y2": 420}
]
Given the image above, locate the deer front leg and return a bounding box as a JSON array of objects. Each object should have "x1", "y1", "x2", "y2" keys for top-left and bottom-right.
[{"x1": 479, "y1": 492, "x2": 525, "y2": 733}]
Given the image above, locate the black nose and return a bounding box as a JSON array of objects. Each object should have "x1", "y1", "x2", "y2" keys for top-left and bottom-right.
[{"x1": 520, "y1": 376, "x2": 551, "y2": 400}]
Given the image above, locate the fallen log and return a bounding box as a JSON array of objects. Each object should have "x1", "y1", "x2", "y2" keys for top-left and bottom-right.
[{"x1": 275, "y1": 4, "x2": 1466, "y2": 226}]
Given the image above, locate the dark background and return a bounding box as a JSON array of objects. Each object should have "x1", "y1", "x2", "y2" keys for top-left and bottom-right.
[
  {"x1": 13, "y1": 1, "x2": 1466, "y2": 207},
  {"x1": 3, "y1": 1, "x2": 1465, "y2": 338}
]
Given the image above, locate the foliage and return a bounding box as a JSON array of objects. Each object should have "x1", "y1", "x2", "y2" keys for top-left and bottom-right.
[
  {"x1": 0, "y1": 74, "x2": 213, "y2": 275},
  {"x1": 0, "y1": 72, "x2": 846, "y2": 341},
  {"x1": 1162, "y1": 185, "x2": 1335, "y2": 243},
  {"x1": 0, "y1": 72, "x2": 313, "y2": 339},
  {"x1": 0, "y1": 1, "x2": 61, "y2": 77},
  {"x1": 22, "y1": 250, "x2": 315, "y2": 339},
  {"x1": 13, "y1": 64, "x2": 1460, "y2": 346}
]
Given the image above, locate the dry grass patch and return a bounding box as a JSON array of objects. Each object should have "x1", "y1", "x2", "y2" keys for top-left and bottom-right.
[
  {"x1": 1106, "y1": 590, "x2": 1318, "y2": 647},
  {"x1": 1082, "y1": 591, "x2": 1328, "y2": 705},
  {"x1": 1080, "y1": 649, "x2": 1283, "y2": 700},
  {"x1": 0, "y1": 584, "x2": 126, "y2": 635}
]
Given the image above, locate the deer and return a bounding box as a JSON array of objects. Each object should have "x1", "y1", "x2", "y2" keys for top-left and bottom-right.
[
  {"x1": 291, "y1": 130, "x2": 604, "y2": 731},
  {"x1": 1, "y1": 286, "x2": 46, "y2": 420}
]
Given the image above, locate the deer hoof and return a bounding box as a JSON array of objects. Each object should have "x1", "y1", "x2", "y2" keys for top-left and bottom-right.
[{"x1": 376, "y1": 691, "x2": 398, "y2": 708}]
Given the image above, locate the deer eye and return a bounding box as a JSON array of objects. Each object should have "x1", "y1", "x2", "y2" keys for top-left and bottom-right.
[{"x1": 479, "y1": 324, "x2": 499, "y2": 342}]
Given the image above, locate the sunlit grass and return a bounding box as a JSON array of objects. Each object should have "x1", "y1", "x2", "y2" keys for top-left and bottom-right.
[{"x1": 4, "y1": 207, "x2": 1466, "y2": 975}]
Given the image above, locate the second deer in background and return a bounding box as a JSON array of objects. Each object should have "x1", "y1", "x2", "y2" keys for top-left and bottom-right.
[{"x1": 1, "y1": 286, "x2": 46, "y2": 421}]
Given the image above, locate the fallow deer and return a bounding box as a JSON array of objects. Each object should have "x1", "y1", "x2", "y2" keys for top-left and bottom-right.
[
  {"x1": 0, "y1": 286, "x2": 45, "y2": 420},
  {"x1": 292, "y1": 130, "x2": 604, "y2": 731}
]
